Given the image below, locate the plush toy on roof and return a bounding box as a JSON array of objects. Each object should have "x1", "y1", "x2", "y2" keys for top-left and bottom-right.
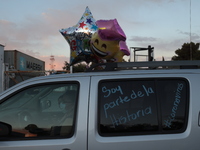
[{"x1": 90, "y1": 19, "x2": 130, "y2": 62}]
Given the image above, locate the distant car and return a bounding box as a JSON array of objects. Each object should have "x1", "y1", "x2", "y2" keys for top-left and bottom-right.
[{"x1": 0, "y1": 60, "x2": 200, "y2": 150}]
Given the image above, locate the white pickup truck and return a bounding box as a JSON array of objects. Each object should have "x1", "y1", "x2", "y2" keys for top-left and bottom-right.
[{"x1": 0, "y1": 61, "x2": 200, "y2": 150}]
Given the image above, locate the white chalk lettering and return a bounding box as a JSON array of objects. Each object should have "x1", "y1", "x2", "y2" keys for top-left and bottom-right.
[
  {"x1": 142, "y1": 85, "x2": 154, "y2": 96},
  {"x1": 164, "y1": 83, "x2": 184, "y2": 128},
  {"x1": 103, "y1": 85, "x2": 155, "y2": 118},
  {"x1": 104, "y1": 96, "x2": 130, "y2": 118},
  {"x1": 110, "y1": 106, "x2": 152, "y2": 127},
  {"x1": 102, "y1": 85, "x2": 123, "y2": 98},
  {"x1": 131, "y1": 90, "x2": 144, "y2": 99}
]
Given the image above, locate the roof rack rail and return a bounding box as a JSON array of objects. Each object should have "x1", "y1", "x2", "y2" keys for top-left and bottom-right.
[{"x1": 86, "y1": 60, "x2": 200, "y2": 72}]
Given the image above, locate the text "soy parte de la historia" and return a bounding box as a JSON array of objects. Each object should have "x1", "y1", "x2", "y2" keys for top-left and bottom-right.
[{"x1": 102, "y1": 85, "x2": 154, "y2": 118}]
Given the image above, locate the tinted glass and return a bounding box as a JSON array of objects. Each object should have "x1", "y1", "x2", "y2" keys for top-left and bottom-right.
[
  {"x1": 99, "y1": 79, "x2": 158, "y2": 135},
  {"x1": 98, "y1": 78, "x2": 188, "y2": 136},
  {"x1": 157, "y1": 80, "x2": 188, "y2": 132},
  {"x1": 0, "y1": 82, "x2": 79, "y2": 140}
]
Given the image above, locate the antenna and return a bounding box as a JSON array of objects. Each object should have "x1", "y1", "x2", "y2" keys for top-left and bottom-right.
[
  {"x1": 190, "y1": 0, "x2": 192, "y2": 60},
  {"x1": 49, "y1": 55, "x2": 56, "y2": 70}
]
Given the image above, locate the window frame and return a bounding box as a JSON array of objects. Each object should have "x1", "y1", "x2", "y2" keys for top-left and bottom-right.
[{"x1": 98, "y1": 77, "x2": 189, "y2": 136}]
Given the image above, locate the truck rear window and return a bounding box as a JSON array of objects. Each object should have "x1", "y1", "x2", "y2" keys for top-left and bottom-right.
[{"x1": 98, "y1": 78, "x2": 189, "y2": 136}]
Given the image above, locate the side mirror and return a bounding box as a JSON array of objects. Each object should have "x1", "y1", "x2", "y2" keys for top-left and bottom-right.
[{"x1": 0, "y1": 122, "x2": 12, "y2": 136}]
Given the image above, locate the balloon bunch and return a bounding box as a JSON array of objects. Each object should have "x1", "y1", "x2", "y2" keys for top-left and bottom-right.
[{"x1": 60, "y1": 6, "x2": 130, "y2": 66}]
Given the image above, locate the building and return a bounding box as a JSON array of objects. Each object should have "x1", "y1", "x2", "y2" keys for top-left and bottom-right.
[
  {"x1": 4, "y1": 50, "x2": 44, "y2": 72},
  {"x1": 0, "y1": 44, "x2": 45, "y2": 92}
]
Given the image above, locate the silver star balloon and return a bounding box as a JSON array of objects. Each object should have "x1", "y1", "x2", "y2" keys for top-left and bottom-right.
[{"x1": 60, "y1": 6, "x2": 98, "y2": 65}]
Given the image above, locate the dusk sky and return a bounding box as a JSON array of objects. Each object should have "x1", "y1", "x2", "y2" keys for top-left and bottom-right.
[{"x1": 0, "y1": 0, "x2": 199, "y2": 70}]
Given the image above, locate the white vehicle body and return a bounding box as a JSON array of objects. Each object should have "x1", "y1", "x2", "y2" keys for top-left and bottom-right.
[{"x1": 0, "y1": 61, "x2": 200, "y2": 150}]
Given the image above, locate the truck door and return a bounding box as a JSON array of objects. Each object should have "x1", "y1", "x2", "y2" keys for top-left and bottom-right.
[
  {"x1": 88, "y1": 75, "x2": 191, "y2": 150},
  {"x1": 0, "y1": 76, "x2": 90, "y2": 150}
]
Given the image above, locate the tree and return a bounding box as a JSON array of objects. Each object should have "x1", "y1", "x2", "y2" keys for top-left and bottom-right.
[
  {"x1": 62, "y1": 61, "x2": 87, "y2": 73},
  {"x1": 62, "y1": 61, "x2": 70, "y2": 71},
  {"x1": 172, "y1": 42, "x2": 200, "y2": 60}
]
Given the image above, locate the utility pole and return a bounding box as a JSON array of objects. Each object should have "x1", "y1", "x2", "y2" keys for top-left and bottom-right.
[
  {"x1": 148, "y1": 45, "x2": 154, "y2": 61},
  {"x1": 49, "y1": 55, "x2": 56, "y2": 71}
]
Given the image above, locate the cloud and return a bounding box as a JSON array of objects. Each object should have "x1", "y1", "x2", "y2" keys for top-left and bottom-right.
[
  {"x1": 0, "y1": 9, "x2": 72, "y2": 59},
  {"x1": 0, "y1": 20, "x2": 16, "y2": 28},
  {"x1": 129, "y1": 36, "x2": 157, "y2": 42},
  {"x1": 0, "y1": 0, "x2": 196, "y2": 70},
  {"x1": 177, "y1": 30, "x2": 200, "y2": 42},
  {"x1": 0, "y1": 6, "x2": 87, "y2": 71}
]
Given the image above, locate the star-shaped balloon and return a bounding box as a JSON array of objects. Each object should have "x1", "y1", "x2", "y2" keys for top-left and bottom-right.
[{"x1": 60, "y1": 6, "x2": 98, "y2": 65}]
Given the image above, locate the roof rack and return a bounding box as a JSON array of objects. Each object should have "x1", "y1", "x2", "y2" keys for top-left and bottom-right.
[{"x1": 86, "y1": 60, "x2": 200, "y2": 72}]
